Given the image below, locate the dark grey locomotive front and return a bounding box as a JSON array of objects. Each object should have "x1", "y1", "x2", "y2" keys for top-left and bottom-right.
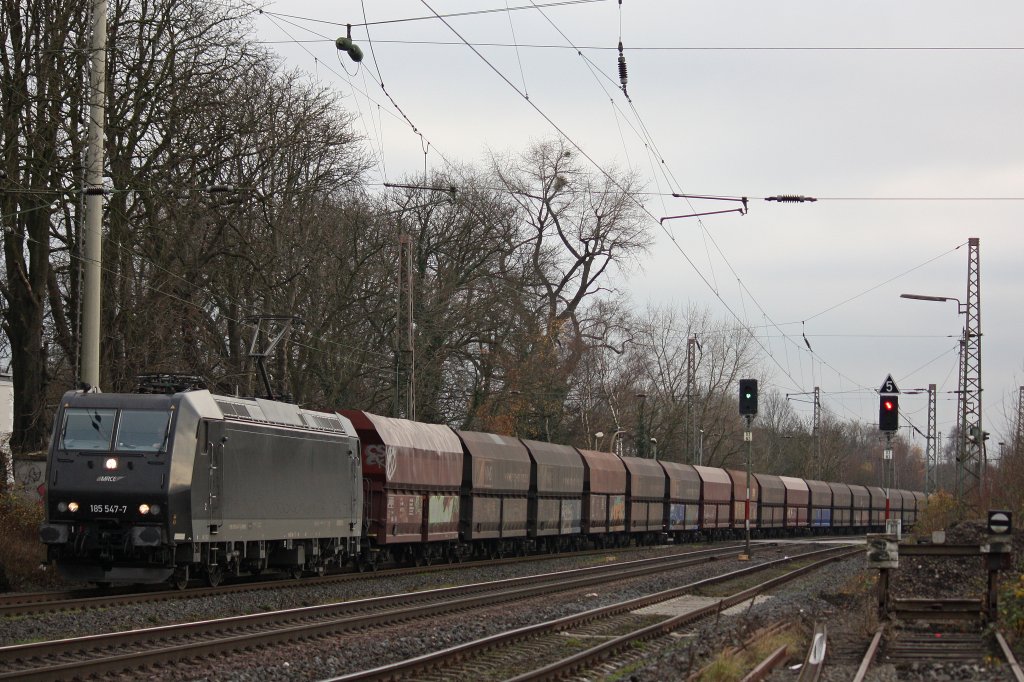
[{"x1": 41, "y1": 390, "x2": 180, "y2": 584}]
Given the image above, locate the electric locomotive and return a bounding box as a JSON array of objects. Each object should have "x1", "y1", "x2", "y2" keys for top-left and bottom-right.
[{"x1": 39, "y1": 388, "x2": 362, "y2": 587}]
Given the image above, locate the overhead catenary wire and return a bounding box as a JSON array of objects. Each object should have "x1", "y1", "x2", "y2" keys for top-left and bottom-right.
[
  {"x1": 230, "y1": 2, "x2": 1007, "y2": 430},
  {"x1": 418, "y1": 0, "x2": 814, "y2": 397},
  {"x1": 254, "y1": 37, "x2": 1024, "y2": 51}
]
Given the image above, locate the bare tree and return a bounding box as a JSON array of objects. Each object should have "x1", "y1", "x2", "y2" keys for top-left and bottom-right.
[{"x1": 0, "y1": 0, "x2": 89, "y2": 452}]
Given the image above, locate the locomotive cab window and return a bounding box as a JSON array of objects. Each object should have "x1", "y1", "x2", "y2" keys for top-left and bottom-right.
[
  {"x1": 115, "y1": 410, "x2": 172, "y2": 452},
  {"x1": 60, "y1": 408, "x2": 116, "y2": 451}
]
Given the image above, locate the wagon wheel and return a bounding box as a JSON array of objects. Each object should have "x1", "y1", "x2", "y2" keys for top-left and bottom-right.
[
  {"x1": 289, "y1": 566, "x2": 304, "y2": 580},
  {"x1": 206, "y1": 565, "x2": 223, "y2": 588}
]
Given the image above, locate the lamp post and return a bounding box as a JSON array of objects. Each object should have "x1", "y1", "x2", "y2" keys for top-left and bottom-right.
[
  {"x1": 699, "y1": 428, "x2": 704, "y2": 466},
  {"x1": 636, "y1": 392, "x2": 648, "y2": 458},
  {"x1": 901, "y1": 285, "x2": 982, "y2": 508},
  {"x1": 899, "y1": 293, "x2": 965, "y2": 312},
  {"x1": 609, "y1": 429, "x2": 627, "y2": 456}
]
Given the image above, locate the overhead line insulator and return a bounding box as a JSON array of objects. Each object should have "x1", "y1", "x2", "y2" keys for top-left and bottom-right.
[
  {"x1": 765, "y1": 195, "x2": 818, "y2": 203},
  {"x1": 617, "y1": 41, "x2": 628, "y2": 98}
]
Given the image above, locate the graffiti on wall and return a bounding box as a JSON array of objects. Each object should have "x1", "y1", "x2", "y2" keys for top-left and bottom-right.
[{"x1": 13, "y1": 458, "x2": 46, "y2": 503}]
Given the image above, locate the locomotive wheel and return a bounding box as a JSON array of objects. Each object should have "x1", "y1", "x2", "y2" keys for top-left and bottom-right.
[{"x1": 170, "y1": 567, "x2": 189, "y2": 591}]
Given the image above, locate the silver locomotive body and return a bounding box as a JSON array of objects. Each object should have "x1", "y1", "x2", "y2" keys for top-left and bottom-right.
[{"x1": 41, "y1": 390, "x2": 362, "y2": 586}]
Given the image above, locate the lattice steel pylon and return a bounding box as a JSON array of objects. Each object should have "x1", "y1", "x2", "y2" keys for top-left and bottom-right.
[
  {"x1": 396, "y1": 234, "x2": 416, "y2": 420},
  {"x1": 958, "y1": 237, "x2": 982, "y2": 507},
  {"x1": 1016, "y1": 386, "x2": 1023, "y2": 458},
  {"x1": 687, "y1": 335, "x2": 698, "y2": 464},
  {"x1": 926, "y1": 383, "x2": 937, "y2": 495},
  {"x1": 812, "y1": 387, "x2": 821, "y2": 478}
]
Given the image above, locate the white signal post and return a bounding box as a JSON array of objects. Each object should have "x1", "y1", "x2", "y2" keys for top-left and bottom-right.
[
  {"x1": 879, "y1": 374, "x2": 901, "y2": 522},
  {"x1": 742, "y1": 414, "x2": 753, "y2": 560}
]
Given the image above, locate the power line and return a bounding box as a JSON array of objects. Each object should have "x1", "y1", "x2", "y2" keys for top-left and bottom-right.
[
  {"x1": 256, "y1": 38, "x2": 1024, "y2": 52},
  {"x1": 259, "y1": 0, "x2": 605, "y2": 29}
]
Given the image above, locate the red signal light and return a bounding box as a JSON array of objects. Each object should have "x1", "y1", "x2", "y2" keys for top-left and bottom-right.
[{"x1": 879, "y1": 395, "x2": 899, "y2": 431}]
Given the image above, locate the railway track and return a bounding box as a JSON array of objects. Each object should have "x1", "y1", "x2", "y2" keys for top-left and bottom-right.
[
  {"x1": 849, "y1": 624, "x2": 1024, "y2": 682},
  {"x1": 0, "y1": 542, "x2": 757, "y2": 680},
  {"x1": 0, "y1": 542, "x2": 706, "y2": 619},
  {"x1": 322, "y1": 544, "x2": 859, "y2": 681}
]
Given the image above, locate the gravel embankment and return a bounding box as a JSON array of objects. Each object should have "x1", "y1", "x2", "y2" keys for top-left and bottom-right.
[
  {"x1": 2, "y1": 542, "x2": 808, "y2": 680},
  {"x1": 629, "y1": 523, "x2": 1023, "y2": 682},
  {"x1": 6, "y1": 532, "x2": 1021, "y2": 681}
]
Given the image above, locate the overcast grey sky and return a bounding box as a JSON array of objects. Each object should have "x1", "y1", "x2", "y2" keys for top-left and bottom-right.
[{"x1": 254, "y1": 1, "x2": 1024, "y2": 445}]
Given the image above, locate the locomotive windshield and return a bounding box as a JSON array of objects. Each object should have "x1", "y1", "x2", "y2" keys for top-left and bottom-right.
[
  {"x1": 60, "y1": 408, "x2": 116, "y2": 450},
  {"x1": 115, "y1": 410, "x2": 172, "y2": 452},
  {"x1": 59, "y1": 407, "x2": 172, "y2": 452}
]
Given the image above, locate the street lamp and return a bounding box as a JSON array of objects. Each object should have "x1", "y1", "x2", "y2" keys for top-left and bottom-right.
[
  {"x1": 899, "y1": 293, "x2": 966, "y2": 314},
  {"x1": 609, "y1": 429, "x2": 628, "y2": 456},
  {"x1": 699, "y1": 428, "x2": 704, "y2": 466},
  {"x1": 636, "y1": 392, "x2": 648, "y2": 458},
  {"x1": 901, "y1": 290, "x2": 979, "y2": 503},
  {"x1": 649, "y1": 437, "x2": 658, "y2": 460}
]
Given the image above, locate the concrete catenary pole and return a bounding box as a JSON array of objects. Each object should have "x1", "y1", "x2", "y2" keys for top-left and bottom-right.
[{"x1": 81, "y1": 0, "x2": 108, "y2": 389}]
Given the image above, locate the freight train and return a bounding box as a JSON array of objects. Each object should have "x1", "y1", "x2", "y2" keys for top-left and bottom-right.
[{"x1": 39, "y1": 388, "x2": 923, "y2": 588}]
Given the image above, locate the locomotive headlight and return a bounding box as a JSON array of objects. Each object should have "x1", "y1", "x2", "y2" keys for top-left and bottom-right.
[
  {"x1": 104, "y1": 457, "x2": 118, "y2": 470},
  {"x1": 150, "y1": 504, "x2": 161, "y2": 515},
  {"x1": 138, "y1": 503, "x2": 150, "y2": 515},
  {"x1": 57, "y1": 502, "x2": 68, "y2": 512},
  {"x1": 67, "y1": 501, "x2": 80, "y2": 513}
]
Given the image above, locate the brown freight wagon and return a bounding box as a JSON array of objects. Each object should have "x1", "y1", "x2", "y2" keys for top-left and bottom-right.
[
  {"x1": 521, "y1": 440, "x2": 584, "y2": 552},
  {"x1": 895, "y1": 489, "x2": 914, "y2": 529},
  {"x1": 576, "y1": 448, "x2": 627, "y2": 543},
  {"x1": 888, "y1": 489, "x2": 905, "y2": 530},
  {"x1": 828, "y1": 481, "x2": 853, "y2": 530},
  {"x1": 660, "y1": 461, "x2": 701, "y2": 541},
  {"x1": 849, "y1": 484, "x2": 871, "y2": 529},
  {"x1": 341, "y1": 410, "x2": 463, "y2": 567},
  {"x1": 621, "y1": 456, "x2": 667, "y2": 544},
  {"x1": 912, "y1": 490, "x2": 927, "y2": 527},
  {"x1": 694, "y1": 466, "x2": 732, "y2": 535},
  {"x1": 780, "y1": 476, "x2": 810, "y2": 530},
  {"x1": 726, "y1": 468, "x2": 759, "y2": 534},
  {"x1": 755, "y1": 473, "x2": 786, "y2": 534},
  {"x1": 805, "y1": 479, "x2": 833, "y2": 531},
  {"x1": 455, "y1": 430, "x2": 532, "y2": 558},
  {"x1": 867, "y1": 486, "x2": 887, "y2": 528}
]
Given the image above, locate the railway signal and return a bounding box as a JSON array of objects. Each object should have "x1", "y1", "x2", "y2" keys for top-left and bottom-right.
[
  {"x1": 988, "y1": 510, "x2": 1012, "y2": 535},
  {"x1": 739, "y1": 379, "x2": 758, "y2": 416},
  {"x1": 879, "y1": 396, "x2": 899, "y2": 432},
  {"x1": 878, "y1": 374, "x2": 900, "y2": 433}
]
